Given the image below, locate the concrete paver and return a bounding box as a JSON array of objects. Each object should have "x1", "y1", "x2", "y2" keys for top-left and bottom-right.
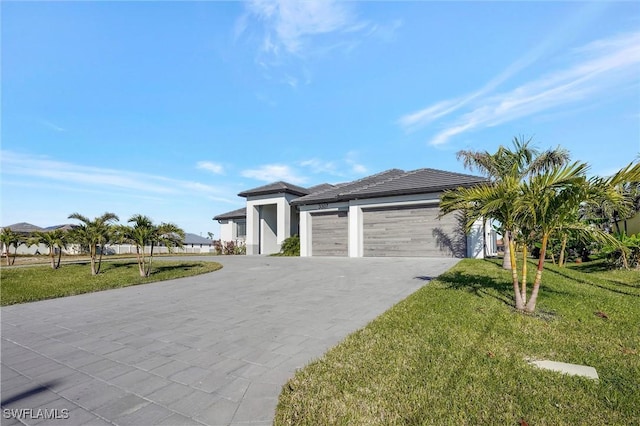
[{"x1": 1, "y1": 256, "x2": 458, "y2": 425}]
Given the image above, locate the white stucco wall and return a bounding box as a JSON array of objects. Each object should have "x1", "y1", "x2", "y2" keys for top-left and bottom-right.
[
  {"x1": 219, "y1": 220, "x2": 234, "y2": 242},
  {"x1": 245, "y1": 193, "x2": 298, "y2": 255}
]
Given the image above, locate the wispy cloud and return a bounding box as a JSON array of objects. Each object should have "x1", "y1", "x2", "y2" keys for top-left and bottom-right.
[
  {"x1": 244, "y1": 0, "x2": 361, "y2": 56},
  {"x1": 299, "y1": 158, "x2": 338, "y2": 175},
  {"x1": 241, "y1": 164, "x2": 307, "y2": 184},
  {"x1": 1, "y1": 151, "x2": 228, "y2": 197},
  {"x1": 299, "y1": 152, "x2": 368, "y2": 177},
  {"x1": 399, "y1": 30, "x2": 640, "y2": 146},
  {"x1": 239, "y1": 0, "x2": 381, "y2": 86},
  {"x1": 196, "y1": 161, "x2": 225, "y2": 175},
  {"x1": 40, "y1": 120, "x2": 66, "y2": 132}
]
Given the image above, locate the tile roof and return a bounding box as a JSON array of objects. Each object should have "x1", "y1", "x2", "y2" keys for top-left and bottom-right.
[
  {"x1": 183, "y1": 233, "x2": 215, "y2": 245},
  {"x1": 291, "y1": 168, "x2": 486, "y2": 205},
  {"x1": 306, "y1": 183, "x2": 335, "y2": 193},
  {"x1": 238, "y1": 181, "x2": 310, "y2": 198},
  {"x1": 44, "y1": 224, "x2": 77, "y2": 232},
  {"x1": 213, "y1": 207, "x2": 247, "y2": 221},
  {"x1": 216, "y1": 168, "x2": 486, "y2": 218},
  {"x1": 290, "y1": 169, "x2": 405, "y2": 205},
  {"x1": 3, "y1": 222, "x2": 44, "y2": 233}
]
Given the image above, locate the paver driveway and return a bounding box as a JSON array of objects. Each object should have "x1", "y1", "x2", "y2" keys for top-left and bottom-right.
[{"x1": 1, "y1": 256, "x2": 459, "y2": 425}]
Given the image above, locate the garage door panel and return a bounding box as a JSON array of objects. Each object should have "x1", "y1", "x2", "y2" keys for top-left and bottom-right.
[
  {"x1": 312, "y1": 211, "x2": 348, "y2": 256},
  {"x1": 363, "y1": 205, "x2": 464, "y2": 257}
]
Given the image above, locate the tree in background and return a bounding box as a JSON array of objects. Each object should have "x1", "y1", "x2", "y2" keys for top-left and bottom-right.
[
  {"x1": 68, "y1": 212, "x2": 119, "y2": 275},
  {"x1": 29, "y1": 229, "x2": 68, "y2": 269},
  {"x1": 0, "y1": 227, "x2": 23, "y2": 266},
  {"x1": 119, "y1": 214, "x2": 185, "y2": 277}
]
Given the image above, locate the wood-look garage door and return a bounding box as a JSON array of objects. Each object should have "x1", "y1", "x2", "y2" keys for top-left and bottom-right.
[
  {"x1": 311, "y1": 211, "x2": 348, "y2": 256},
  {"x1": 363, "y1": 205, "x2": 464, "y2": 257}
]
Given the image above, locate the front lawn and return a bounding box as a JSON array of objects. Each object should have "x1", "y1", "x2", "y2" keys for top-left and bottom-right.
[
  {"x1": 0, "y1": 260, "x2": 222, "y2": 306},
  {"x1": 275, "y1": 259, "x2": 640, "y2": 425}
]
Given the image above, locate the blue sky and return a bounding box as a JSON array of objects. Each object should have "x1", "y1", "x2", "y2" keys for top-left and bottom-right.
[{"x1": 2, "y1": 1, "x2": 639, "y2": 237}]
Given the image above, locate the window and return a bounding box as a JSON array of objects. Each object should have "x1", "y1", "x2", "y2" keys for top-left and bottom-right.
[{"x1": 236, "y1": 220, "x2": 246, "y2": 238}]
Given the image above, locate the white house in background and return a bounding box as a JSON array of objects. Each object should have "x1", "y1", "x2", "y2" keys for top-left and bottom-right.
[
  {"x1": 214, "y1": 168, "x2": 497, "y2": 258},
  {"x1": 213, "y1": 207, "x2": 247, "y2": 245},
  {"x1": 1, "y1": 223, "x2": 216, "y2": 255}
]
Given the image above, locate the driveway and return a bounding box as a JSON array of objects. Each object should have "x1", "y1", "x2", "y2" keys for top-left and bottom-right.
[{"x1": 1, "y1": 256, "x2": 459, "y2": 425}]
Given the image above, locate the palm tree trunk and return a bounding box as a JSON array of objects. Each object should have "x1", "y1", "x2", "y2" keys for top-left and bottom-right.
[
  {"x1": 509, "y1": 239, "x2": 524, "y2": 310},
  {"x1": 56, "y1": 247, "x2": 62, "y2": 269},
  {"x1": 90, "y1": 245, "x2": 98, "y2": 275},
  {"x1": 521, "y1": 245, "x2": 528, "y2": 304},
  {"x1": 146, "y1": 243, "x2": 155, "y2": 277},
  {"x1": 558, "y1": 234, "x2": 567, "y2": 267},
  {"x1": 11, "y1": 245, "x2": 17, "y2": 265},
  {"x1": 136, "y1": 245, "x2": 146, "y2": 277},
  {"x1": 526, "y1": 233, "x2": 549, "y2": 313},
  {"x1": 96, "y1": 244, "x2": 104, "y2": 274},
  {"x1": 49, "y1": 247, "x2": 56, "y2": 269},
  {"x1": 503, "y1": 231, "x2": 512, "y2": 270}
]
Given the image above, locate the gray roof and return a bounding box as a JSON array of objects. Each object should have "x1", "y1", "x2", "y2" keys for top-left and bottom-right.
[
  {"x1": 3, "y1": 223, "x2": 44, "y2": 233},
  {"x1": 44, "y1": 224, "x2": 77, "y2": 232},
  {"x1": 216, "y1": 168, "x2": 486, "y2": 218},
  {"x1": 238, "y1": 181, "x2": 309, "y2": 198},
  {"x1": 306, "y1": 183, "x2": 335, "y2": 193},
  {"x1": 291, "y1": 168, "x2": 487, "y2": 205},
  {"x1": 183, "y1": 233, "x2": 214, "y2": 245},
  {"x1": 213, "y1": 207, "x2": 247, "y2": 221}
]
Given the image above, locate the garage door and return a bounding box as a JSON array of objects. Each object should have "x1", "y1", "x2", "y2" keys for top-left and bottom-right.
[
  {"x1": 363, "y1": 205, "x2": 464, "y2": 257},
  {"x1": 311, "y1": 211, "x2": 348, "y2": 256}
]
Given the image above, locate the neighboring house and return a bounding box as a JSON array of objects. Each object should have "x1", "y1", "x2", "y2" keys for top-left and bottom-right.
[
  {"x1": 1, "y1": 224, "x2": 215, "y2": 255},
  {"x1": 108, "y1": 233, "x2": 215, "y2": 255},
  {"x1": 215, "y1": 168, "x2": 497, "y2": 258},
  {"x1": 213, "y1": 208, "x2": 247, "y2": 245},
  {"x1": 1, "y1": 222, "x2": 46, "y2": 255},
  {"x1": 616, "y1": 211, "x2": 640, "y2": 235}
]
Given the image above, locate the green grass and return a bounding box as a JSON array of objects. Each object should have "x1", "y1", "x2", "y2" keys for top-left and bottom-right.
[
  {"x1": 275, "y1": 259, "x2": 640, "y2": 425},
  {"x1": 0, "y1": 260, "x2": 222, "y2": 306}
]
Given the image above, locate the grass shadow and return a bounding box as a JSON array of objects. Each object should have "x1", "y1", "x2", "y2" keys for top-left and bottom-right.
[
  {"x1": 545, "y1": 267, "x2": 640, "y2": 298},
  {"x1": 435, "y1": 270, "x2": 514, "y2": 306},
  {"x1": 151, "y1": 262, "x2": 203, "y2": 273}
]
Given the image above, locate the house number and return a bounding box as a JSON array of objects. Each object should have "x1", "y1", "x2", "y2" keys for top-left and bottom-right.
[{"x1": 319, "y1": 203, "x2": 329, "y2": 209}]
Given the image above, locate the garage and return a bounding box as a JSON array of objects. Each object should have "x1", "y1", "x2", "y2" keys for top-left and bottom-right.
[
  {"x1": 362, "y1": 205, "x2": 464, "y2": 257},
  {"x1": 311, "y1": 210, "x2": 348, "y2": 256}
]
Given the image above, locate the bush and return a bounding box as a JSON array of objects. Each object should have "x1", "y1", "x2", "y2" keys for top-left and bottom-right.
[
  {"x1": 213, "y1": 239, "x2": 223, "y2": 255},
  {"x1": 213, "y1": 239, "x2": 246, "y2": 255},
  {"x1": 601, "y1": 233, "x2": 640, "y2": 269},
  {"x1": 279, "y1": 235, "x2": 300, "y2": 256}
]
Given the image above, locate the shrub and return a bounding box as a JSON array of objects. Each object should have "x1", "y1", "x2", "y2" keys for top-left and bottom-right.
[
  {"x1": 601, "y1": 233, "x2": 640, "y2": 269},
  {"x1": 279, "y1": 235, "x2": 300, "y2": 256},
  {"x1": 213, "y1": 239, "x2": 246, "y2": 255},
  {"x1": 213, "y1": 239, "x2": 223, "y2": 255}
]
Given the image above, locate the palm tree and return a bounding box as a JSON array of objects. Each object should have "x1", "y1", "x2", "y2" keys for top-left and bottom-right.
[
  {"x1": 68, "y1": 212, "x2": 119, "y2": 275},
  {"x1": 441, "y1": 174, "x2": 527, "y2": 310},
  {"x1": 0, "y1": 227, "x2": 22, "y2": 266},
  {"x1": 29, "y1": 229, "x2": 68, "y2": 269},
  {"x1": 121, "y1": 215, "x2": 185, "y2": 277},
  {"x1": 517, "y1": 162, "x2": 588, "y2": 312},
  {"x1": 456, "y1": 136, "x2": 569, "y2": 270}
]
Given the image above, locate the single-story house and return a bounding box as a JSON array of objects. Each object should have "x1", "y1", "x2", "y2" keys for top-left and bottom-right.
[
  {"x1": 213, "y1": 207, "x2": 247, "y2": 245},
  {"x1": 214, "y1": 168, "x2": 497, "y2": 258},
  {"x1": 1, "y1": 223, "x2": 216, "y2": 255}
]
